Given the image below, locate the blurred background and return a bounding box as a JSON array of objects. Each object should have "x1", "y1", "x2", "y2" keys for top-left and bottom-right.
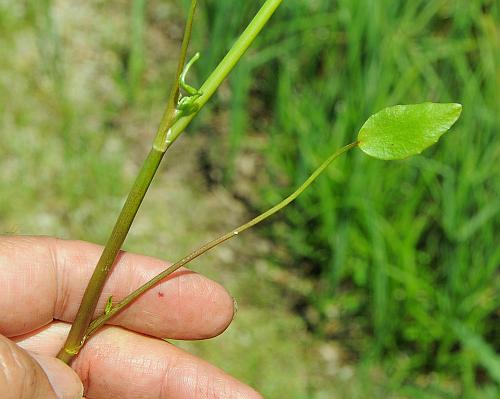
[{"x1": 0, "y1": 0, "x2": 499, "y2": 397}]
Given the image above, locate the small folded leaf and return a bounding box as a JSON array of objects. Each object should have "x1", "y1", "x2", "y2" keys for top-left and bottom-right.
[
  {"x1": 105, "y1": 296, "x2": 113, "y2": 315},
  {"x1": 357, "y1": 102, "x2": 462, "y2": 160}
]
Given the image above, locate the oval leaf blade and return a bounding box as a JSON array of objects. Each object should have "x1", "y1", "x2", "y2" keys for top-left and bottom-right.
[{"x1": 357, "y1": 102, "x2": 462, "y2": 160}]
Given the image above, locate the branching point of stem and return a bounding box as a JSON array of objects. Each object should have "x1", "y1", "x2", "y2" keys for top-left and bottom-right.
[{"x1": 159, "y1": 0, "x2": 284, "y2": 150}]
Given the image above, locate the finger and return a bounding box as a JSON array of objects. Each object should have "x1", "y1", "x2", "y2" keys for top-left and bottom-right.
[
  {"x1": 16, "y1": 323, "x2": 262, "y2": 399},
  {"x1": 0, "y1": 334, "x2": 82, "y2": 399},
  {"x1": 0, "y1": 236, "x2": 234, "y2": 339},
  {"x1": 31, "y1": 354, "x2": 84, "y2": 399},
  {"x1": 12, "y1": 322, "x2": 69, "y2": 357}
]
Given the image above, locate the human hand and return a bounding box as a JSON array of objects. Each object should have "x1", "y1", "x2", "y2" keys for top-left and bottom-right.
[{"x1": 0, "y1": 236, "x2": 261, "y2": 399}]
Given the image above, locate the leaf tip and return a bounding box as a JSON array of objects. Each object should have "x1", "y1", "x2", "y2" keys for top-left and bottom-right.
[
  {"x1": 443, "y1": 102, "x2": 463, "y2": 130},
  {"x1": 450, "y1": 102, "x2": 463, "y2": 117}
]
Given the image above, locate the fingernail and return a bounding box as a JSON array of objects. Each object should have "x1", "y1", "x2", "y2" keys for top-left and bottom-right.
[{"x1": 34, "y1": 354, "x2": 84, "y2": 399}]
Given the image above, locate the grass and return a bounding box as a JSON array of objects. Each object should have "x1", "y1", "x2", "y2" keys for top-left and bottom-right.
[
  {"x1": 0, "y1": 0, "x2": 498, "y2": 397},
  {"x1": 196, "y1": 0, "x2": 500, "y2": 396}
]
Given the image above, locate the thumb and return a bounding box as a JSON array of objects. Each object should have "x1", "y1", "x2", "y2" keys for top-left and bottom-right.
[{"x1": 0, "y1": 335, "x2": 83, "y2": 399}]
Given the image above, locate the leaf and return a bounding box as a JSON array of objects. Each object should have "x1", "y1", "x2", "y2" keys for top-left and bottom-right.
[
  {"x1": 105, "y1": 296, "x2": 113, "y2": 315},
  {"x1": 357, "y1": 102, "x2": 462, "y2": 160}
]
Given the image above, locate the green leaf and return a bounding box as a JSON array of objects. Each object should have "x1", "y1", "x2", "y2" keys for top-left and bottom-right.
[
  {"x1": 357, "y1": 102, "x2": 462, "y2": 160},
  {"x1": 105, "y1": 296, "x2": 113, "y2": 315}
]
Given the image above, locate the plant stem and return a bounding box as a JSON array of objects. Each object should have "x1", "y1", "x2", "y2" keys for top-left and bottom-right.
[
  {"x1": 57, "y1": 148, "x2": 164, "y2": 363},
  {"x1": 57, "y1": 0, "x2": 283, "y2": 364},
  {"x1": 57, "y1": 0, "x2": 198, "y2": 363},
  {"x1": 83, "y1": 141, "x2": 359, "y2": 340}
]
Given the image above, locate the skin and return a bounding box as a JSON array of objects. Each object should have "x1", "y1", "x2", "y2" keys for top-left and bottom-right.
[{"x1": 0, "y1": 236, "x2": 262, "y2": 399}]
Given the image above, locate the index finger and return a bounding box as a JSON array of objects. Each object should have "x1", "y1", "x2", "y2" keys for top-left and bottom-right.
[{"x1": 0, "y1": 236, "x2": 235, "y2": 340}]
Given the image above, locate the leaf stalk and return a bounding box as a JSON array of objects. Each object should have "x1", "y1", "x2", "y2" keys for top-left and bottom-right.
[{"x1": 83, "y1": 141, "x2": 359, "y2": 340}]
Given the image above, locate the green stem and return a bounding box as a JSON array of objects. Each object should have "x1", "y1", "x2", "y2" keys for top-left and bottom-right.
[
  {"x1": 83, "y1": 141, "x2": 359, "y2": 340},
  {"x1": 57, "y1": 0, "x2": 199, "y2": 363},
  {"x1": 57, "y1": 0, "x2": 283, "y2": 364},
  {"x1": 57, "y1": 148, "x2": 164, "y2": 363}
]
